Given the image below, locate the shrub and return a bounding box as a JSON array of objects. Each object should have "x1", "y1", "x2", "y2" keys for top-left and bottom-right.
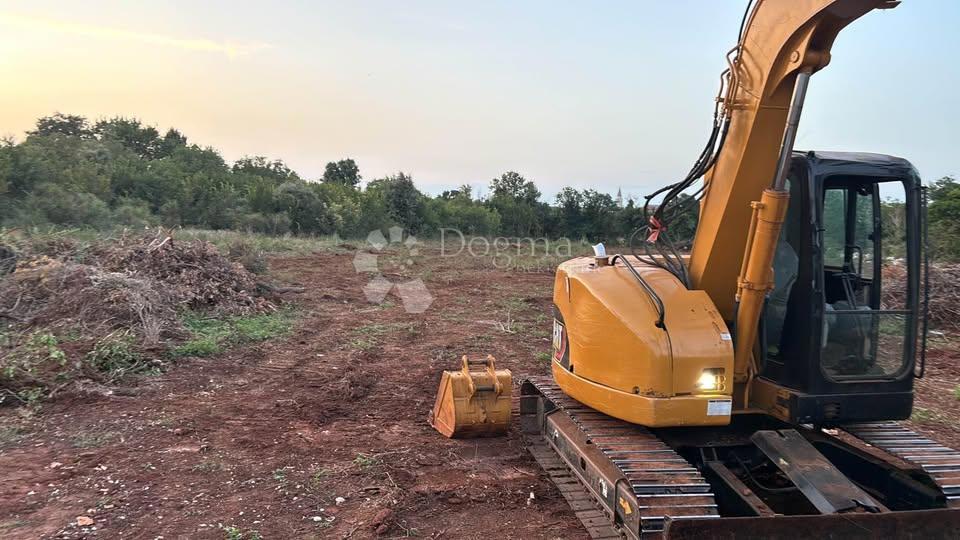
[
  {"x1": 85, "y1": 330, "x2": 157, "y2": 382},
  {"x1": 112, "y1": 198, "x2": 157, "y2": 228},
  {"x1": 16, "y1": 183, "x2": 112, "y2": 228},
  {"x1": 227, "y1": 239, "x2": 269, "y2": 274},
  {"x1": 237, "y1": 212, "x2": 291, "y2": 235}
]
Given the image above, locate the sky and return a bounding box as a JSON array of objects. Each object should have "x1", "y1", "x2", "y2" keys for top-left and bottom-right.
[{"x1": 1, "y1": 1, "x2": 958, "y2": 201}]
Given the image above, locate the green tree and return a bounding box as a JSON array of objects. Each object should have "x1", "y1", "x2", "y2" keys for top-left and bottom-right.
[
  {"x1": 580, "y1": 189, "x2": 617, "y2": 241},
  {"x1": 93, "y1": 117, "x2": 162, "y2": 159},
  {"x1": 661, "y1": 193, "x2": 700, "y2": 248},
  {"x1": 555, "y1": 187, "x2": 584, "y2": 238},
  {"x1": 490, "y1": 171, "x2": 540, "y2": 204},
  {"x1": 487, "y1": 171, "x2": 542, "y2": 236},
  {"x1": 233, "y1": 156, "x2": 299, "y2": 183},
  {"x1": 429, "y1": 186, "x2": 501, "y2": 236},
  {"x1": 15, "y1": 183, "x2": 112, "y2": 227},
  {"x1": 29, "y1": 113, "x2": 94, "y2": 139},
  {"x1": 440, "y1": 183, "x2": 474, "y2": 202},
  {"x1": 928, "y1": 176, "x2": 960, "y2": 260},
  {"x1": 246, "y1": 178, "x2": 277, "y2": 214},
  {"x1": 367, "y1": 172, "x2": 425, "y2": 232},
  {"x1": 322, "y1": 159, "x2": 361, "y2": 187},
  {"x1": 155, "y1": 128, "x2": 188, "y2": 159},
  {"x1": 275, "y1": 181, "x2": 337, "y2": 234}
]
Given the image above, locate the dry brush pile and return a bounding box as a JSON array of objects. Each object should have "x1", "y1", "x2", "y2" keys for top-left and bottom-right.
[
  {"x1": 0, "y1": 231, "x2": 278, "y2": 405},
  {"x1": 883, "y1": 263, "x2": 960, "y2": 330}
]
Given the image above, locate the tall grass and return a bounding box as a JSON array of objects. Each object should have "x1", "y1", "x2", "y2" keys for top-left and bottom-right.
[{"x1": 0, "y1": 226, "x2": 348, "y2": 257}]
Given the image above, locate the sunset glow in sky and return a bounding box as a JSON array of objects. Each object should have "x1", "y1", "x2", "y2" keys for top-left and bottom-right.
[{"x1": 1, "y1": 1, "x2": 957, "y2": 200}]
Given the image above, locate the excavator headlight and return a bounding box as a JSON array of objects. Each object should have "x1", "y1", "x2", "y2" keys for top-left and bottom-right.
[{"x1": 697, "y1": 370, "x2": 723, "y2": 391}]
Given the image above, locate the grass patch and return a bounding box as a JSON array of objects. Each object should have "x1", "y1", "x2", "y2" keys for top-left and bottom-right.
[
  {"x1": 0, "y1": 227, "x2": 351, "y2": 265},
  {"x1": 349, "y1": 337, "x2": 378, "y2": 352},
  {"x1": 1, "y1": 331, "x2": 67, "y2": 406},
  {"x1": 347, "y1": 322, "x2": 418, "y2": 352},
  {"x1": 500, "y1": 295, "x2": 530, "y2": 313},
  {"x1": 0, "y1": 520, "x2": 30, "y2": 534},
  {"x1": 192, "y1": 460, "x2": 223, "y2": 473},
  {"x1": 311, "y1": 467, "x2": 330, "y2": 482},
  {"x1": 70, "y1": 430, "x2": 117, "y2": 448},
  {"x1": 178, "y1": 228, "x2": 344, "y2": 255},
  {"x1": 353, "y1": 452, "x2": 381, "y2": 469},
  {"x1": 171, "y1": 308, "x2": 296, "y2": 358},
  {"x1": 220, "y1": 525, "x2": 262, "y2": 540},
  {"x1": 86, "y1": 330, "x2": 158, "y2": 382},
  {"x1": 911, "y1": 407, "x2": 941, "y2": 423},
  {"x1": 0, "y1": 425, "x2": 28, "y2": 448},
  {"x1": 354, "y1": 323, "x2": 394, "y2": 336},
  {"x1": 233, "y1": 312, "x2": 295, "y2": 341},
  {"x1": 272, "y1": 467, "x2": 290, "y2": 483},
  {"x1": 954, "y1": 385, "x2": 960, "y2": 401}
]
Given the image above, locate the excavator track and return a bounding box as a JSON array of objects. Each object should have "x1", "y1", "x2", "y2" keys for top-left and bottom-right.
[
  {"x1": 528, "y1": 441, "x2": 622, "y2": 539},
  {"x1": 522, "y1": 377, "x2": 719, "y2": 538},
  {"x1": 844, "y1": 422, "x2": 960, "y2": 508}
]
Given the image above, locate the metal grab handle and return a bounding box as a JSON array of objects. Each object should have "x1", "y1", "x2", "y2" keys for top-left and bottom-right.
[
  {"x1": 460, "y1": 355, "x2": 503, "y2": 396},
  {"x1": 917, "y1": 186, "x2": 930, "y2": 379}
]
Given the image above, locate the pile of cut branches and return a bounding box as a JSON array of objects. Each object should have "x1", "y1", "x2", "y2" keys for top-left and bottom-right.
[
  {"x1": 0, "y1": 230, "x2": 281, "y2": 405},
  {"x1": 100, "y1": 232, "x2": 275, "y2": 315},
  {"x1": 882, "y1": 263, "x2": 960, "y2": 330}
]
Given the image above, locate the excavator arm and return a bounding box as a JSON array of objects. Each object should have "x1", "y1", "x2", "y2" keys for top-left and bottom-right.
[
  {"x1": 685, "y1": 0, "x2": 898, "y2": 386},
  {"x1": 689, "y1": 0, "x2": 898, "y2": 315}
]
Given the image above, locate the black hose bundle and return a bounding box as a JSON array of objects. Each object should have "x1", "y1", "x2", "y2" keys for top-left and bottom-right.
[
  {"x1": 629, "y1": 81, "x2": 730, "y2": 288},
  {"x1": 627, "y1": 0, "x2": 754, "y2": 288}
]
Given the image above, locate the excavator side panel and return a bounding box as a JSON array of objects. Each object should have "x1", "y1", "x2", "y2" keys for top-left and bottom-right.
[{"x1": 552, "y1": 256, "x2": 733, "y2": 427}]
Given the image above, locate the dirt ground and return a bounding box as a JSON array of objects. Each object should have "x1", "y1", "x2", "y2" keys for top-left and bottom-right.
[
  {"x1": 0, "y1": 248, "x2": 586, "y2": 539},
  {"x1": 1, "y1": 246, "x2": 959, "y2": 539},
  {"x1": 906, "y1": 342, "x2": 960, "y2": 449}
]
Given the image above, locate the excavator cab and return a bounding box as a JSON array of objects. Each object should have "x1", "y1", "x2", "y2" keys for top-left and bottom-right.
[{"x1": 755, "y1": 151, "x2": 924, "y2": 425}]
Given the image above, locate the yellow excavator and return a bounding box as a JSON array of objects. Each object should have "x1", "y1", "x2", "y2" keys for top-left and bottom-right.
[{"x1": 515, "y1": 0, "x2": 960, "y2": 537}]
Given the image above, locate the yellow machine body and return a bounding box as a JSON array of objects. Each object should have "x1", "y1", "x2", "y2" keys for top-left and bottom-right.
[
  {"x1": 551, "y1": 256, "x2": 734, "y2": 427},
  {"x1": 550, "y1": 0, "x2": 896, "y2": 427},
  {"x1": 429, "y1": 355, "x2": 512, "y2": 438}
]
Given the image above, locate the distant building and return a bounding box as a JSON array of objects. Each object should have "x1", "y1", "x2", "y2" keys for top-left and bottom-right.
[{"x1": 616, "y1": 187, "x2": 623, "y2": 208}]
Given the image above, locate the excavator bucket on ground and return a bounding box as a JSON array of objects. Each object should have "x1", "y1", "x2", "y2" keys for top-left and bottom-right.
[{"x1": 429, "y1": 355, "x2": 511, "y2": 438}]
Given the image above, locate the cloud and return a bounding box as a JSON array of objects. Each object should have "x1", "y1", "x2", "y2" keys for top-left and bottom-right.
[{"x1": 0, "y1": 12, "x2": 271, "y2": 58}]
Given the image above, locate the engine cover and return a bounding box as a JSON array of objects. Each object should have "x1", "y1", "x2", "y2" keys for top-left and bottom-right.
[{"x1": 552, "y1": 256, "x2": 734, "y2": 427}]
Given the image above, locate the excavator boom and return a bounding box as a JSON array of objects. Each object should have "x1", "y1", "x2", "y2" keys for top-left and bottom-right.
[{"x1": 687, "y1": 0, "x2": 898, "y2": 319}]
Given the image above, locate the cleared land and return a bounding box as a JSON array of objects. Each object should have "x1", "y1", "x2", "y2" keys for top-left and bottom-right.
[{"x1": 1, "y1": 238, "x2": 958, "y2": 539}]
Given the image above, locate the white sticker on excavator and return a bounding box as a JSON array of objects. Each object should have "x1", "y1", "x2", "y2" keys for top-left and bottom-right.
[
  {"x1": 719, "y1": 332, "x2": 732, "y2": 341},
  {"x1": 707, "y1": 399, "x2": 732, "y2": 416}
]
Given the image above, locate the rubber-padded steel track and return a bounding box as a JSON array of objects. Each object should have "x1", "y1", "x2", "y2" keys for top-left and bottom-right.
[
  {"x1": 528, "y1": 441, "x2": 622, "y2": 539},
  {"x1": 525, "y1": 377, "x2": 719, "y2": 536},
  {"x1": 844, "y1": 422, "x2": 960, "y2": 507}
]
